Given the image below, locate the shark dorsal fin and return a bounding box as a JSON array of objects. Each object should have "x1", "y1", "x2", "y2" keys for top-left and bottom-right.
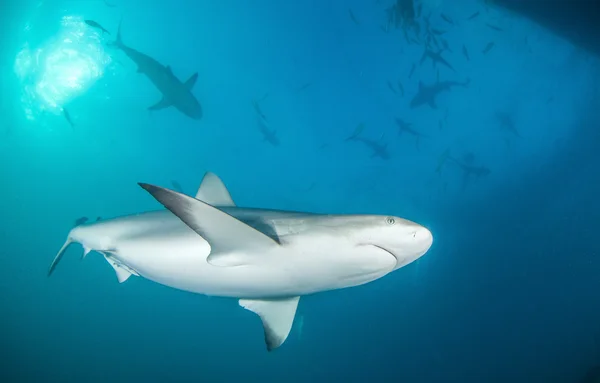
[
  {"x1": 195, "y1": 172, "x2": 235, "y2": 207},
  {"x1": 184, "y1": 72, "x2": 199, "y2": 90},
  {"x1": 165, "y1": 65, "x2": 173, "y2": 75},
  {"x1": 139, "y1": 183, "x2": 278, "y2": 265}
]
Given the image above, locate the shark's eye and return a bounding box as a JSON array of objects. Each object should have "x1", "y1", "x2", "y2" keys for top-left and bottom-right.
[{"x1": 386, "y1": 217, "x2": 396, "y2": 225}]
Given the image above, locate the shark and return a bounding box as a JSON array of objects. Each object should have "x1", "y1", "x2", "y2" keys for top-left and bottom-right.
[
  {"x1": 345, "y1": 123, "x2": 391, "y2": 159},
  {"x1": 419, "y1": 48, "x2": 455, "y2": 72},
  {"x1": 256, "y1": 116, "x2": 279, "y2": 146},
  {"x1": 48, "y1": 172, "x2": 433, "y2": 351},
  {"x1": 410, "y1": 77, "x2": 470, "y2": 109},
  {"x1": 110, "y1": 21, "x2": 203, "y2": 120},
  {"x1": 395, "y1": 118, "x2": 428, "y2": 149}
]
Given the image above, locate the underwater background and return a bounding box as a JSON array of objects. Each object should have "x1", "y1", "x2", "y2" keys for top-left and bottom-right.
[{"x1": 1, "y1": 0, "x2": 600, "y2": 382}]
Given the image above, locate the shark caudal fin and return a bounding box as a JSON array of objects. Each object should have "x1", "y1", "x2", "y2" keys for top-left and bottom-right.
[{"x1": 48, "y1": 237, "x2": 74, "y2": 276}]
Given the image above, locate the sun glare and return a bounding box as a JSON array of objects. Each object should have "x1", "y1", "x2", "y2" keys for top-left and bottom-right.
[{"x1": 13, "y1": 15, "x2": 112, "y2": 121}]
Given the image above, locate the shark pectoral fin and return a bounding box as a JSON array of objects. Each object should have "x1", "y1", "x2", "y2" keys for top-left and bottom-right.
[
  {"x1": 239, "y1": 296, "x2": 300, "y2": 351},
  {"x1": 195, "y1": 172, "x2": 235, "y2": 207},
  {"x1": 138, "y1": 183, "x2": 279, "y2": 264},
  {"x1": 428, "y1": 99, "x2": 437, "y2": 109},
  {"x1": 184, "y1": 72, "x2": 199, "y2": 90},
  {"x1": 103, "y1": 254, "x2": 135, "y2": 283},
  {"x1": 148, "y1": 97, "x2": 172, "y2": 111}
]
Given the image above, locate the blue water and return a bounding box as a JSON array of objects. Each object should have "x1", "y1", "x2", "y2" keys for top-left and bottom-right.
[{"x1": 1, "y1": 0, "x2": 599, "y2": 382}]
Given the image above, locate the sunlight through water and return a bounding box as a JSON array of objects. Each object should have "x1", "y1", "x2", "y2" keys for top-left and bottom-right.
[{"x1": 13, "y1": 15, "x2": 112, "y2": 121}]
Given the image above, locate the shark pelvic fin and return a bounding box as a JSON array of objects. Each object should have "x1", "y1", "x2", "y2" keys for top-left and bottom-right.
[
  {"x1": 195, "y1": 172, "x2": 235, "y2": 207},
  {"x1": 239, "y1": 296, "x2": 300, "y2": 351},
  {"x1": 148, "y1": 97, "x2": 172, "y2": 111},
  {"x1": 138, "y1": 182, "x2": 279, "y2": 265},
  {"x1": 184, "y1": 73, "x2": 198, "y2": 90},
  {"x1": 102, "y1": 254, "x2": 136, "y2": 283}
]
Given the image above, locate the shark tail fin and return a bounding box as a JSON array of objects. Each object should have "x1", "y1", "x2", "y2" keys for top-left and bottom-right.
[{"x1": 48, "y1": 236, "x2": 74, "y2": 276}]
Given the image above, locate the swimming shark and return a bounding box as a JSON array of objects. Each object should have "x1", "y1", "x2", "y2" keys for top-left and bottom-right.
[
  {"x1": 48, "y1": 172, "x2": 433, "y2": 351},
  {"x1": 110, "y1": 21, "x2": 203, "y2": 120},
  {"x1": 410, "y1": 77, "x2": 470, "y2": 109},
  {"x1": 345, "y1": 123, "x2": 391, "y2": 159}
]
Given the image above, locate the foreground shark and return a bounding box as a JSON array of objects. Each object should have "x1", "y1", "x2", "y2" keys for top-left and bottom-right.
[
  {"x1": 48, "y1": 173, "x2": 433, "y2": 351},
  {"x1": 111, "y1": 22, "x2": 202, "y2": 120}
]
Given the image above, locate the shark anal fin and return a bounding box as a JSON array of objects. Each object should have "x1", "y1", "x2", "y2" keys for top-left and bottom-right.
[
  {"x1": 239, "y1": 296, "x2": 300, "y2": 351},
  {"x1": 138, "y1": 182, "x2": 279, "y2": 265},
  {"x1": 148, "y1": 97, "x2": 172, "y2": 111},
  {"x1": 184, "y1": 72, "x2": 198, "y2": 90},
  {"x1": 195, "y1": 172, "x2": 235, "y2": 207}
]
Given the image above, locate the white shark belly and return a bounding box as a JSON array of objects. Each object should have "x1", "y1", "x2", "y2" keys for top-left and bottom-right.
[{"x1": 109, "y1": 229, "x2": 397, "y2": 299}]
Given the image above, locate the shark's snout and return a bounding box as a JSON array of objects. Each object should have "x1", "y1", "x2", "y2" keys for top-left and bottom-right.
[{"x1": 415, "y1": 226, "x2": 433, "y2": 256}]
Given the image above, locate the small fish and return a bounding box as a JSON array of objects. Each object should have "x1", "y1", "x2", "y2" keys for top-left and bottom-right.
[
  {"x1": 84, "y1": 20, "x2": 110, "y2": 35},
  {"x1": 380, "y1": 24, "x2": 389, "y2": 33},
  {"x1": 441, "y1": 38, "x2": 452, "y2": 53},
  {"x1": 348, "y1": 9, "x2": 360, "y2": 25},
  {"x1": 408, "y1": 63, "x2": 416, "y2": 79},
  {"x1": 546, "y1": 96, "x2": 554, "y2": 104},
  {"x1": 62, "y1": 108, "x2": 75, "y2": 129},
  {"x1": 467, "y1": 11, "x2": 480, "y2": 20},
  {"x1": 387, "y1": 80, "x2": 397, "y2": 94},
  {"x1": 74, "y1": 217, "x2": 88, "y2": 226},
  {"x1": 482, "y1": 42, "x2": 495, "y2": 54},
  {"x1": 103, "y1": 0, "x2": 118, "y2": 7},
  {"x1": 486, "y1": 23, "x2": 503, "y2": 32},
  {"x1": 96, "y1": 217, "x2": 102, "y2": 221},
  {"x1": 462, "y1": 44, "x2": 470, "y2": 61},
  {"x1": 171, "y1": 180, "x2": 184, "y2": 193},
  {"x1": 440, "y1": 13, "x2": 454, "y2": 25},
  {"x1": 431, "y1": 28, "x2": 446, "y2": 35},
  {"x1": 296, "y1": 82, "x2": 312, "y2": 92},
  {"x1": 397, "y1": 81, "x2": 404, "y2": 97}
]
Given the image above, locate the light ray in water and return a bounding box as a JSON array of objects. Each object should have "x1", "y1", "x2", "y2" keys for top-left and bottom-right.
[{"x1": 13, "y1": 14, "x2": 112, "y2": 122}]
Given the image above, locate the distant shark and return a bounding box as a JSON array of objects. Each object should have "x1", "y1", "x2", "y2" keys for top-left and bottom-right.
[
  {"x1": 48, "y1": 172, "x2": 433, "y2": 351},
  {"x1": 410, "y1": 77, "x2": 470, "y2": 109},
  {"x1": 111, "y1": 21, "x2": 203, "y2": 120},
  {"x1": 345, "y1": 123, "x2": 390, "y2": 159}
]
